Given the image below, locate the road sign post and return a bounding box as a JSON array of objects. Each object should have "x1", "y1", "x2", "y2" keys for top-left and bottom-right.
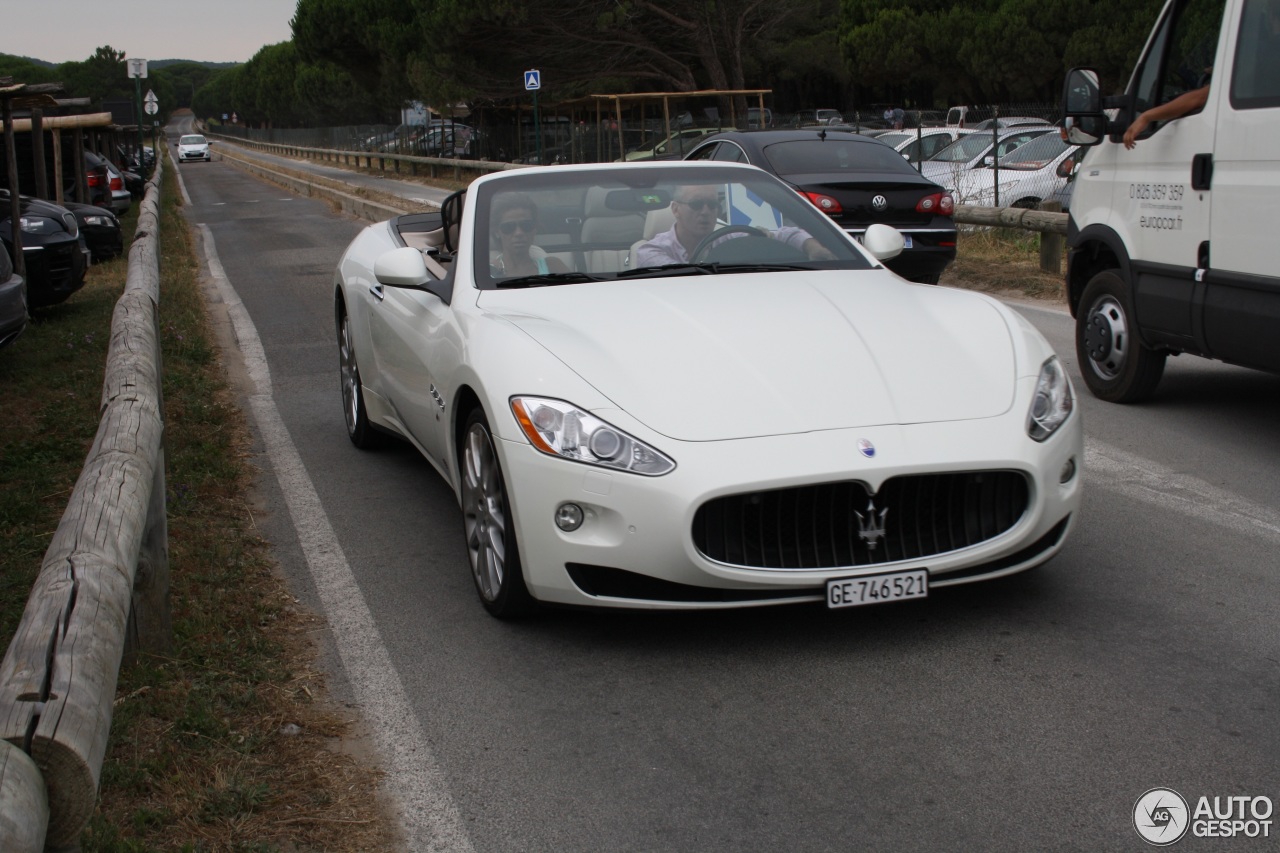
[
  {"x1": 127, "y1": 59, "x2": 148, "y2": 174},
  {"x1": 524, "y1": 70, "x2": 542, "y2": 164}
]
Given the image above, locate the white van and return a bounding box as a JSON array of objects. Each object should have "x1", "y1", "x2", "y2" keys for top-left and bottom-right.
[{"x1": 1061, "y1": 0, "x2": 1279, "y2": 402}]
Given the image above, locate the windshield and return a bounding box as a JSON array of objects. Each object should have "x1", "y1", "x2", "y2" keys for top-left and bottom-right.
[
  {"x1": 872, "y1": 132, "x2": 913, "y2": 149},
  {"x1": 761, "y1": 139, "x2": 923, "y2": 177},
  {"x1": 931, "y1": 134, "x2": 993, "y2": 162},
  {"x1": 179, "y1": 135, "x2": 206, "y2": 145},
  {"x1": 473, "y1": 164, "x2": 872, "y2": 289},
  {"x1": 999, "y1": 134, "x2": 1071, "y2": 170}
]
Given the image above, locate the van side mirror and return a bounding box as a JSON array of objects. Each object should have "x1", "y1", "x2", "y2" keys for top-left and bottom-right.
[
  {"x1": 1061, "y1": 68, "x2": 1106, "y2": 146},
  {"x1": 1063, "y1": 68, "x2": 1101, "y2": 114}
]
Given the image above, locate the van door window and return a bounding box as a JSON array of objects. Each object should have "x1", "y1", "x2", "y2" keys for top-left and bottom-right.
[
  {"x1": 1132, "y1": 0, "x2": 1225, "y2": 114},
  {"x1": 1230, "y1": 0, "x2": 1280, "y2": 108}
]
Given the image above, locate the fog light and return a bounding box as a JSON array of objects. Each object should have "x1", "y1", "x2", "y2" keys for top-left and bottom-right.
[
  {"x1": 1059, "y1": 457, "x2": 1077, "y2": 484},
  {"x1": 555, "y1": 503, "x2": 584, "y2": 531}
]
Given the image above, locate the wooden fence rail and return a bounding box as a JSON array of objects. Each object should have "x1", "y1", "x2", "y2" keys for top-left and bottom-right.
[
  {"x1": 204, "y1": 131, "x2": 522, "y2": 182},
  {"x1": 0, "y1": 155, "x2": 171, "y2": 852}
]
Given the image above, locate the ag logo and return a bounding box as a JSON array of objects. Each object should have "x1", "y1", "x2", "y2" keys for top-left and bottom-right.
[{"x1": 1134, "y1": 788, "x2": 1190, "y2": 846}]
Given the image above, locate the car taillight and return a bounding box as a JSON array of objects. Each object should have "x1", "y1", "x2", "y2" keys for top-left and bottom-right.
[
  {"x1": 801, "y1": 191, "x2": 842, "y2": 215},
  {"x1": 110, "y1": 176, "x2": 123, "y2": 191},
  {"x1": 917, "y1": 192, "x2": 954, "y2": 216},
  {"x1": 87, "y1": 172, "x2": 102, "y2": 187}
]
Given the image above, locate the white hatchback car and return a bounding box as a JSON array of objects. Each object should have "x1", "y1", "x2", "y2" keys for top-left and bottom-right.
[{"x1": 176, "y1": 134, "x2": 211, "y2": 163}]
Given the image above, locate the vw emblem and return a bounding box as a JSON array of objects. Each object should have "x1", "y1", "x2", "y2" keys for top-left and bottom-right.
[
  {"x1": 871, "y1": 194, "x2": 888, "y2": 211},
  {"x1": 857, "y1": 438, "x2": 876, "y2": 458}
]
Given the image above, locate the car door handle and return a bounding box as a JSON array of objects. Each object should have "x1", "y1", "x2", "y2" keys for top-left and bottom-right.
[{"x1": 368, "y1": 284, "x2": 385, "y2": 302}]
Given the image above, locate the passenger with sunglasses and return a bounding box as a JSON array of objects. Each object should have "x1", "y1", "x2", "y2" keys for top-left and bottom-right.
[
  {"x1": 491, "y1": 193, "x2": 570, "y2": 278},
  {"x1": 635, "y1": 184, "x2": 835, "y2": 267}
]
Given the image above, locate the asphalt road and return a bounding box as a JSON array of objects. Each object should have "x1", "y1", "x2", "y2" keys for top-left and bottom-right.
[{"x1": 170, "y1": 126, "x2": 1280, "y2": 852}]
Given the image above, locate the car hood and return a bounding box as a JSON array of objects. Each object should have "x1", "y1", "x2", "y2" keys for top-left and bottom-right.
[{"x1": 481, "y1": 270, "x2": 1018, "y2": 441}]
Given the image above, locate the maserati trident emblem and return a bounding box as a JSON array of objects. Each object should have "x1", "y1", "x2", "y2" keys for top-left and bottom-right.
[
  {"x1": 855, "y1": 498, "x2": 889, "y2": 550},
  {"x1": 871, "y1": 194, "x2": 889, "y2": 212}
]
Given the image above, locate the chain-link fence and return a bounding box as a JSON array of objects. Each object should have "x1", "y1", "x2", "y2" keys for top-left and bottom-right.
[{"x1": 211, "y1": 101, "x2": 1076, "y2": 208}]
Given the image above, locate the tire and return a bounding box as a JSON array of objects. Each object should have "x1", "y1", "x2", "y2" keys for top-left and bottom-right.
[
  {"x1": 1011, "y1": 197, "x2": 1040, "y2": 210},
  {"x1": 460, "y1": 409, "x2": 534, "y2": 617},
  {"x1": 912, "y1": 273, "x2": 941, "y2": 285},
  {"x1": 1075, "y1": 270, "x2": 1166, "y2": 403},
  {"x1": 338, "y1": 308, "x2": 385, "y2": 448}
]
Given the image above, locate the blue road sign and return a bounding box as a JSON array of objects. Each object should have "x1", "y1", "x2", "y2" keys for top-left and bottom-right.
[{"x1": 524, "y1": 70, "x2": 541, "y2": 91}]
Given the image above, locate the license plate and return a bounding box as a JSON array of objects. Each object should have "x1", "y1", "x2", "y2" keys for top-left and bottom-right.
[
  {"x1": 826, "y1": 569, "x2": 928, "y2": 609},
  {"x1": 902, "y1": 235, "x2": 914, "y2": 248}
]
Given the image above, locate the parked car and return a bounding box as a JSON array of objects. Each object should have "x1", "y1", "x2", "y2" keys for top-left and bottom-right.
[
  {"x1": 622, "y1": 127, "x2": 727, "y2": 161},
  {"x1": 746, "y1": 107, "x2": 773, "y2": 129},
  {"x1": 685, "y1": 130, "x2": 957, "y2": 284},
  {"x1": 918, "y1": 127, "x2": 1058, "y2": 190},
  {"x1": 109, "y1": 157, "x2": 145, "y2": 197},
  {"x1": 0, "y1": 189, "x2": 88, "y2": 308},
  {"x1": 967, "y1": 116, "x2": 1054, "y2": 132},
  {"x1": 177, "y1": 134, "x2": 211, "y2": 163},
  {"x1": 94, "y1": 153, "x2": 132, "y2": 215},
  {"x1": 792, "y1": 109, "x2": 844, "y2": 126},
  {"x1": 416, "y1": 123, "x2": 478, "y2": 158},
  {"x1": 0, "y1": 230, "x2": 25, "y2": 349},
  {"x1": 332, "y1": 161, "x2": 1081, "y2": 617},
  {"x1": 61, "y1": 150, "x2": 112, "y2": 208},
  {"x1": 63, "y1": 201, "x2": 123, "y2": 262},
  {"x1": 947, "y1": 134, "x2": 1081, "y2": 209},
  {"x1": 871, "y1": 128, "x2": 976, "y2": 164}
]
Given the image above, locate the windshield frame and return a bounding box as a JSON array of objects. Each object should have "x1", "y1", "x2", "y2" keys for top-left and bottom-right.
[{"x1": 469, "y1": 164, "x2": 875, "y2": 290}]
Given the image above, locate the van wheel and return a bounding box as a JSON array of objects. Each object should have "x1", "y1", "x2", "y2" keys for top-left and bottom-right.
[
  {"x1": 460, "y1": 409, "x2": 535, "y2": 618},
  {"x1": 1075, "y1": 270, "x2": 1166, "y2": 402}
]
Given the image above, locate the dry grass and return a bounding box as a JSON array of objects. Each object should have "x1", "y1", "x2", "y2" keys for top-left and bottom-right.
[{"x1": 943, "y1": 227, "x2": 1069, "y2": 303}]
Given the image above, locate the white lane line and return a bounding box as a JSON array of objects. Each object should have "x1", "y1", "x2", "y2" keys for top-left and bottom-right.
[
  {"x1": 174, "y1": 155, "x2": 193, "y2": 205},
  {"x1": 1085, "y1": 437, "x2": 1280, "y2": 544},
  {"x1": 197, "y1": 224, "x2": 476, "y2": 853}
]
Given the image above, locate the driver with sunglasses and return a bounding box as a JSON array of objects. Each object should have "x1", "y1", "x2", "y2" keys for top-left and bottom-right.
[{"x1": 634, "y1": 184, "x2": 835, "y2": 268}]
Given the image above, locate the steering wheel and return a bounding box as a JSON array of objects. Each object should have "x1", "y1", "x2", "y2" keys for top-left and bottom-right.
[{"x1": 689, "y1": 225, "x2": 772, "y2": 263}]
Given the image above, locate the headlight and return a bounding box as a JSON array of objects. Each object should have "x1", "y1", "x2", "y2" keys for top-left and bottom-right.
[
  {"x1": 1027, "y1": 356, "x2": 1073, "y2": 441},
  {"x1": 19, "y1": 216, "x2": 58, "y2": 235},
  {"x1": 511, "y1": 396, "x2": 676, "y2": 476},
  {"x1": 81, "y1": 215, "x2": 111, "y2": 227}
]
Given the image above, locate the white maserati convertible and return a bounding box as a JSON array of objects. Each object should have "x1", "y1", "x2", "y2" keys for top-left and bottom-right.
[{"x1": 333, "y1": 161, "x2": 1082, "y2": 617}]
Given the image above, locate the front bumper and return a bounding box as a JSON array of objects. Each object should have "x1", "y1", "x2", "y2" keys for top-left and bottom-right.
[
  {"x1": 23, "y1": 236, "x2": 88, "y2": 308},
  {"x1": 497, "y1": 391, "x2": 1083, "y2": 609}
]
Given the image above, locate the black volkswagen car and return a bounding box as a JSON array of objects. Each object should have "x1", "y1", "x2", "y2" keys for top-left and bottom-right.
[
  {"x1": 686, "y1": 129, "x2": 957, "y2": 283},
  {"x1": 0, "y1": 190, "x2": 89, "y2": 308}
]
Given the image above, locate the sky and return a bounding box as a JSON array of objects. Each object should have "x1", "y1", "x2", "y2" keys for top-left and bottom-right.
[{"x1": 0, "y1": 0, "x2": 300, "y2": 65}]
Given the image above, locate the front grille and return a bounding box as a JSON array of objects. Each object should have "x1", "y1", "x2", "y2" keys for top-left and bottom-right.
[{"x1": 692, "y1": 471, "x2": 1029, "y2": 570}]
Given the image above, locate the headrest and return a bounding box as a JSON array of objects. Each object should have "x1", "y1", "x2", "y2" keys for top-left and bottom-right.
[{"x1": 642, "y1": 206, "x2": 677, "y2": 239}]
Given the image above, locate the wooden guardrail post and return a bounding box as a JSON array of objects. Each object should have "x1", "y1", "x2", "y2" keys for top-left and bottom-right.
[
  {"x1": 0, "y1": 741, "x2": 48, "y2": 852},
  {"x1": 1037, "y1": 200, "x2": 1064, "y2": 273},
  {"x1": 0, "y1": 154, "x2": 169, "y2": 850}
]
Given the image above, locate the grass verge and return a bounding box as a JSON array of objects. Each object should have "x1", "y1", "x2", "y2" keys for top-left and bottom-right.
[
  {"x1": 0, "y1": 165, "x2": 398, "y2": 851},
  {"x1": 943, "y1": 227, "x2": 1069, "y2": 301}
]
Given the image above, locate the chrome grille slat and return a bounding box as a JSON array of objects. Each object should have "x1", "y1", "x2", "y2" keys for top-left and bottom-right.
[{"x1": 693, "y1": 472, "x2": 1030, "y2": 570}]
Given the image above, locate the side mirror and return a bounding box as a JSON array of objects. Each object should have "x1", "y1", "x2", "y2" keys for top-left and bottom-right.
[
  {"x1": 1063, "y1": 68, "x2": 1101, "y2": 114},
  {"x1": 982, "y1": 155, "x2": 995, "y2": 167},
  {"x1": 374, "y1": 247, "x2": 431, "y2": 287},
  {"x1": 1061, "y1": 67, "x2": 1106, "y2": 146},
  {"x1": 863, "y1": 224, "x2": 906, "y2": 262},
  {"x1": 1065, "y1": 116, "x2": 1107, "y2": 145}
]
